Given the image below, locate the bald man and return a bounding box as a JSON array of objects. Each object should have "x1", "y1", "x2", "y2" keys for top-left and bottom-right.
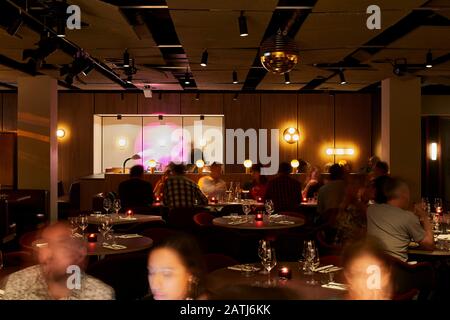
[{"x1": 1, "y1": 222, "x2": 114, "y2": 300}]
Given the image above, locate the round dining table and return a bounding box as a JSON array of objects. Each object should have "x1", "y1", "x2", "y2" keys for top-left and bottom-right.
[
  {"x1": 212, "y1": 214, "x2": 305, "y2": 230},
  {"x1": 86, "y1": 214, "x2": 163, "y2": 226},
  {"x1": 206, "y1": 261, "x2": 346, "y2": 300},
  {"x1": 32, "y1": 233, "x2": 153, "y2": 257}
]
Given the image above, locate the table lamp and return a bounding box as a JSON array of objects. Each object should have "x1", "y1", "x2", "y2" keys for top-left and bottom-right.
[{"x1": 123, "y1": 154, "x2": 141, "y2": 173}]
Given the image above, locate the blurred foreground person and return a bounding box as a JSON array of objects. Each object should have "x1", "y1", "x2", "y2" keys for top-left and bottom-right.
[
  {"x1": 342, "y1": 237, "x2": 393, "y2": 300},
  {"x1": 2, "y1": 223, "x2": 114, "y2": 300},
  {"x1": 146, "y1": 233, "x2": 207, "y2": 300}
]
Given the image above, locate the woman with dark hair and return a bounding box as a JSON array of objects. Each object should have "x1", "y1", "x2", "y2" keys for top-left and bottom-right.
[
  {"x1": 145, "y1": 233, "x2": 207, "y2": 300},
  {"x1": 243, "y1": 164, "x2": 268, "y2": 200},
  {"x1": 302, "y1": 166, "x2": 322, "y2": 199}
]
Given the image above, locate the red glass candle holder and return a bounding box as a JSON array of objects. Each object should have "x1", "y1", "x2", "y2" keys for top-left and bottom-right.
[
  {"x1": 255, "y1": 212, "x2": 264, "y2": 221},
  {"x1": 87, "y1": 233, "x2": 97, "y2": 243},
  {"x1": 278, "y1": 266, "x2": 292, "y2": 280},
  {"x1": 127, "y1": 209, "x2": 134, "y2": 217},
  {"x1": 257, "y1": 197, "x2": 263, "y2": 203}
]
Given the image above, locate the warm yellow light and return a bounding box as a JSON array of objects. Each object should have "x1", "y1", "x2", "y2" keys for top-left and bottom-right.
[
  {"x1": 430, "y1": 143, "x2": 438, "y2": 161},
  {"x1": 56, "y1": 129, "x2": 65, "y2": 138},
  {"x1": 292, "y1": 134, "x2": 299, "y2": 141},
  {"x1": 283, "y1": 127, "x2": 300, "y2": 144},
  {"x1": 326, "y1": 148, "x2": 355, "y2": 155},
  {"x1": 338, "y1": 160, "x2": 347, "y2": 167},
  {"x1": 117, "y1": 137, "x2": 127, "y2": 148},
  {"x1": 284, "y1": 134, "x2": 291, "y2": 141},
  {"x1": 335, "y1": 149, "x2": 345, "y2": 155},
  {"x1": 148, "y1": 159, "x2": 157, "y2": 168},
  {"x1": 326, "y1": 148, "x2": 333, "y2": 155},
  {"x1": 346, "y1": 148, "x2": 355, "y2": 155},
  {"x1": 288, "y1": 127, "x2": 295, "y2": 134},
  {"x1": 243, "y1": 159, "x2": 253, "y2": 168},
  {"x1": 199, "y1": 138, "x2": 207, "y2": 147},
  {"x1": 291, "y1": 159, "x2": 299, "y2": 168},
  {"x1": 196, "y1": 159, "x2": 205, "y2": 168}
]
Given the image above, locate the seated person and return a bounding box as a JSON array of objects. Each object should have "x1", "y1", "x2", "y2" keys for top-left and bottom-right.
[
  {"x1": 243, "y1": 164, "x2": 268, "y2": 200},
  {"x1": 342, "y1": 236, "x2": 393, "y2": 300},
  {"x1": 317, "y1": 164, "x2": 347, "y2": 216},
  {"x1": 367, "y1": 177, "x2": 434, "y2": 262},
  {"x1": 197, "y1": 162, "x2": 227, "y2": 199},
  {"x1": 1, "y1": 222, "x2": 114, "y2": 300},
  {"x1": 264, "y1": 162, "x2": 302, "y2": 212},
  {"x1": 145, "y1": 233, "x2": 207, "y2": 300},
  {"x1": 302, "y1": 166, "x2": 322, "y2": 199},
  {"x1": 372, "y1": 161, "x2": 389, "y2": 179},
  {"x1": 153, "y1": 163, "x2": 173, "y2": 199},
  {"x1": 163, "y1": 163, "x2": 208, "y2": 208},
  {"x1": 118, "y1": 165, "x2": 154, "y2": 210}
]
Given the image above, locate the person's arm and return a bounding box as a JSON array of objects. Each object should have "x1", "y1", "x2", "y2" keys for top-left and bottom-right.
[
  {"x1": 413, "y1": 204, "x2": 435, "y2": 250},
  {"x1": 195, "y1": 185, "x2": 208, "y2": 204}
]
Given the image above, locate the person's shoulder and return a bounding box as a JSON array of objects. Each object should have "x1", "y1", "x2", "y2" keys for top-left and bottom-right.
[
  {"x1": 81, "y1": 274, "x2": 115, "y2": 300},
  {"x1": 7, "y1": 265, "x2": 40, "y2": 280}
]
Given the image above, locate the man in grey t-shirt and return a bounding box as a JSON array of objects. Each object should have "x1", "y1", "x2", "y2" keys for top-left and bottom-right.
[{"x1": 367, "y1": 177, "x2": 434, "y2": 261}]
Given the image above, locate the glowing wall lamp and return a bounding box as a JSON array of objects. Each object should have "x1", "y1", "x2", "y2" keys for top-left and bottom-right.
[
  {"x1": 148, "y1": 159, "x2": 157, "y2": 173},
  {"x1": 326, "y1": 148, "x2": 354, "y2": 155},
  {"x1": 243, "y1": 159, "x2": 253, "y2": 174},
  {"x1": 283, "y1": 127, "x2": 299, "y2": 144},
  {"x1": 56, "y1": 128, "x2": 66, "y2": 139},
  {"x1": 290, "y1": 159, "x2": 299, "y2": 173},
  {"x1": 430, "y1": 142, "x2": 438, "y2": 161},
  {"x1": 117, "y1": 137, "x2": 127, "y2": 149},
  {"x1": 196, "y1": 159, "x2": 205, "y2": 173}
]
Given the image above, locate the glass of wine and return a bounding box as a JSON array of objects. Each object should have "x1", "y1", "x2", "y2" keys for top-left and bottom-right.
[
  {"x1": 242, "y1": 204, "x2": 251, "y2": 222},
  {"x1": 103, "y1": 198, "x2": 112, "y2": 215},
  {"x1": 264, "y1": 199, "x2": 274, "y2": 219},
  {"x1": 261, "y1": 247, "x2": 277, "y2": 287},
  {"x1": 113, "y1": 199, "x2": 121, "y2": 217},
  {"x1": 79, "y1": 214, "x2": 89, "y2": 240}
]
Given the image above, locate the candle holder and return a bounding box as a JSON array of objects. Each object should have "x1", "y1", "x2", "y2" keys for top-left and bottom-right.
[
  {"x1": 278, "y1": 266, "x2": 292, "y2": 280},
  {"x1": 126, "y1": 209, "x2": 134, "y2": 217},
  {"x1": 255, "y1": 212, "x2": 264, "y2": 221},
  {"x1": 87, "y1": 233, "x2": 97, "y2": 243},
  {"x1": 257, "y1": 197, "x2": 263, "y2": 203},
  {"x1": 210, "y1": 196, "x2": 219, "y2": 204}
]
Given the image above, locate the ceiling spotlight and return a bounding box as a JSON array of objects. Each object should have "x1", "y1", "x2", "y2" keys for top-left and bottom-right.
[
  {"x1": 200, "y1": 49, "x2": 208, "y2": 67},
  {"x1": 123, "y1": 49, "x2": 130, "y2": 68},
  {"x1": 393, "y1": 59, "x2": 407, "y2": 76},
  {"x1": 56, "y1": 18, "x2": 66, "y2": 38},
  {"x1": 143, "y1": 85, "x2": 152, "y2": 98},
  {"x1": 126, "y1": 75, "x2": 133, "y2": 84},
  {"x1": 81, "y1": 64, "x2": 94, "y2": 76},
  {"x1": 233, "y1": 93, "x2": 239, "y2": 101},
  {"x1": 426, "y1": 50, "x2": 433, "y2": 68},
  {"x1": 284, "y1": 73, "x2": 291, "y2": 84},
  {"x1": 339, "y1": 69, "x2": 347, "y2": 85},
  {"x1": 184, "y1": 70, "x2": 191, "y2": 85},
  {"x1": 195, "y1": 92, "x2": 200, "y2": 101},
  {"x1": 238, "y1": 11, "x2": 248, "y2": 37},
  {"x1": 232, "y1": 70, "x2": 238, "y2": 84}
]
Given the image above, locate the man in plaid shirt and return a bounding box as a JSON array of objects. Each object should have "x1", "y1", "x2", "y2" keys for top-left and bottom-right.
[{"x1": 163, "y1": 163, "x2": 208, "y2": 208}]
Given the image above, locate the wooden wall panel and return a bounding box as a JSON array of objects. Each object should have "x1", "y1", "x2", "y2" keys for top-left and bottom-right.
[
  {"x1": 137, "y1": 92, "x2": 181, "y2": 114},
  {"x1": 261, "y1": 94, "x2": 298, "y2": 167},
  {"x1": 0, "y1": 132, "x2": 16, "y2": 188},
  {"x1": 335, "y1": 93, "x2": 372, "y2": 171},
  {"x1": 58, "y1": 93, "x2": 94, "y2": 192},
  {"x1": 298, "y1": 94, "x2": 334, "y2": 169},
  {"x1": 94, "y1": 93, "x2": 138, "y2": 114},
  {"x1": 224, "y1": 93, "x2": 261, "y2": 173},
  {"x1": 0, "y1": 93, "x2": 3, "y2": 131},
  {"x1": 180, "y1": 93, "x2": 223, "y2": 114},
  {"x1": 2, "y1": 93, "x2": 17, "y2": 132}
]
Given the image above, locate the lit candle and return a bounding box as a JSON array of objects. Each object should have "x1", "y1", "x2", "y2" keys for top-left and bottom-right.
[
  {"x1": 127, "y1": 209, "x2": 133, "y2": 217},
  {"x1": 88, "y1": 233, "x2": 97, "y2": 243},
  {"x1": 255, "y1": 212, "x2": 264, "y2": 221},
  {"x1": 303, "y1": 197, "x2": 307, "y2": 202},
  {"x1": 278, "y1": 267, "x2": 292, "y2": 280},
  {"x1": 257, "y1": 197, "x2": 263, "y2": 203},
  {"x1": 155, "y1": 196, "x2": 161, "y2": 202}
]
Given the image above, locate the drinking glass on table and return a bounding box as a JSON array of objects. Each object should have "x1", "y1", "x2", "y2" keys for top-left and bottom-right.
[
  {"x1": 78, "y1": 214, "x2": 88, "y2": 240},
  {"x1": 103, "y1": 198, "x2": 112, "y2": 215},
  {"x1": 258, "y1": 240, "x2": 271, "y2": 274},
  {"x1": 113, "y1": 199, "x2": 121, "y2": 216},
  {"x1": 242, "y1": 204, "x2": 251, "y2": 222},
  {"x1": 304, "y1": 241, "x2": 320, "y2": 285},
  {"x1": 264, "y1": 200, "x2": 274, "y2": 218},
  {"x1": 68, "y1": 217, "x2": 79, "y2": 237},
  {"x1": 260, "y1": 247, "x2": 277, "y2": 286}
]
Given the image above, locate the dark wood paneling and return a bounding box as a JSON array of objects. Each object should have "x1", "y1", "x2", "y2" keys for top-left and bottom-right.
[
  {"x1": 0, "y1": 132, "x2": 16, "y2": 188},
  {"x1": 335, "y1": 93, "x2": 372, "y2": 171},
  {"x1": 2, "y1": 93, "x2": 17, "y2": 132},
  {"x1": 261, "y1": 94, "x2": 298, "y2": 166},
  {"x1": 137, "y1": 92, "x2": 181, "y2": 114},
  {"x1": 224, "y1": 93, "x2": 261, "y2": 173},
  {"x1": 298, "y1": 94, "x2": 334, "y2": 169},
  {"x1": 371, "y1": 93, "x2": 381, "y2": 157},
  {"x1": 58, "y1": 93, "x2": 94, "y2": 192},
  {"x1": 94, "y1": 93, "x2": 138, "y2": 114},
  {"x1": 180, "y1": 93, "x2": 223, "y2": 114}
]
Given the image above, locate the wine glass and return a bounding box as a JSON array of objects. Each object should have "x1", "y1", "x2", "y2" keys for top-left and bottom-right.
[
  {"x1": 103, "y1": 198, "x2": 112, "y2": 215},
  {"x1": 258, "y1": 240, "x2": 270, "y2": 274},
  {"x1": 234, "y1": 182, "x2": 241, "y2": 202},
  {"x1": 113, "y1": 199, "x2": 121, "y2": 216},
  {"x1": 261, "y1": 247, "x2": 277, "y2": 286},
  {"x1": 242, "y1": 204, "x2": 251, "y2": 222},
  {"x1": 264, "y1": 199, "x2": 274, "y2": 218},
  {"x1": 304, "y1": 241, "x2": 320, "y2": 285},
  {"x1": 79, "y1": 214, "x2": 88, "y2": 239},
  {"x1": 68, "y1": 217, "x2": 79, "y2": 237}
]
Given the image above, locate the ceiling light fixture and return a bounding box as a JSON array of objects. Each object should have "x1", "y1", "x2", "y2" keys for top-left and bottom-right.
[
  {"x1": 195, "y1": 92, "x2": 200, "y2": 101},
  {"x1": 233, "y1": 93, "x2": 239, "y2": 101},
  {"x1": 81, "y1": 64, "x2": 94, "y2": 76},
  {"x1": 232, "y1": 70, "x2": 238, "y2": 84},
  {"x1": 260, "y1": 29, "x2": 299, "y2": 74},
  {"x1": 426, "y1": 50, "x2": 433, "y2": 68},
  {"x1": 200, "y1": 49, "x2": 208, "y2": 67},
  {"x1": 284, "y1": 72, "x2": 291, "y2": 84},
  {"x1": 184, "y1": 69, "x2": 191, "y2": 85},
  {"x1": 238, "y1": 11, "x2": 248, "y2": 37},
  {"x1": 339, "y1": 69, "x2": 347, "y2": 85},
  {"x1": 56, "y1": 18, "x2": 65, "y2": 38},
  {"x1": 143, "y1": 85, "x2": 152, "y2": 98},
  {"x1": 123, "y1": 49, "x2": 130, "y2": 68}
]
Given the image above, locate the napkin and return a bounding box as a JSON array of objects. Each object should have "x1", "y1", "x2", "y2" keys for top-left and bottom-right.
[
  {"x1": 227, "y1": 264, "x2": 261, "y2": 272},
  {"x1": 73, "y1": 233, "x2": 83, "y2": 238},
  {"x1": 102, "y1": 244, "x2": 127, "y2": 250},
  {"x1": 118, "y1": 216, "x2": 137, "y2": 221},
  {"x1": 319, "y1": 267, "x2": 343, "y2": 273},
  {"x1": 269, "y1": 214, "x2": 283, "y2": 218},
  {"x1": 275, "y1": 220, "x2": 295, "y2": 225},
  {"x1": 313, "y1": 265, "x2": 334, "y2": 272},
  {"x1": 116, "y1": 234, "x2": 142, "y2": 239},
  {"x1": 321, "y1": 282, "x2": 348, "y2": 291},
  {"x1": 35, "y1": 242, "x2": 48, "y2": 248},
  {"x1": 228, "y1": 219, "x2": 247, "y2": 225},
  {"x1": 436, "y1": 234, "x2": 450, "y2": 241}
]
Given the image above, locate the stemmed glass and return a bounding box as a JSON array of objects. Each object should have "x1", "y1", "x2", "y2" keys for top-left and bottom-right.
[
  {"x1": 100, "y1": 215, "x2": 113, "y2": 243},
  {"x1": 103, "y1": 198, "x2": 112, "y2": 215},
  {"x1": 264, "y1": 200, "x2": 274, "y2": 219},
  {"x1": 113, "y1": 199, "x2": 121, "y2": 217},
  {"x1": 68, "y1": 217, "x2": 79, "y2": 237},
  {"x1": 234, "y1": 182, "x2": 241, "y2": 202},
  {"x1": 226, "y1": 182, "x2": 234, "y2": 202},
  {"x1": 260, "y1": 246, "x2": 277, "y2": 286},
  {"x1": 242, "y1": 204, "x2": 251, "y2": 222},
  {"x1": 79, "y1": 214, "x2": 88, "y2": 240},
  {"x1": 303, "y1": 240, "x2": 320, "y2": 285},
  {"x1": 258, "y1": 240, "x2": 272, "y2": 274}
]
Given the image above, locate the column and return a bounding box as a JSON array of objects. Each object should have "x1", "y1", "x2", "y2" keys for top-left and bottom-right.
[{"x1": 17, "y1": 76, "x2": 58, "y2": 222}]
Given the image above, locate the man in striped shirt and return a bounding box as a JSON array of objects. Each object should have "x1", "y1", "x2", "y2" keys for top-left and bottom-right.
[
  {"x1": 163, "y1": 163, "x2": 208, "y2": 208},
  {"x1": 264, "y1": 162, "x2": 302, "y2": 212}
]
